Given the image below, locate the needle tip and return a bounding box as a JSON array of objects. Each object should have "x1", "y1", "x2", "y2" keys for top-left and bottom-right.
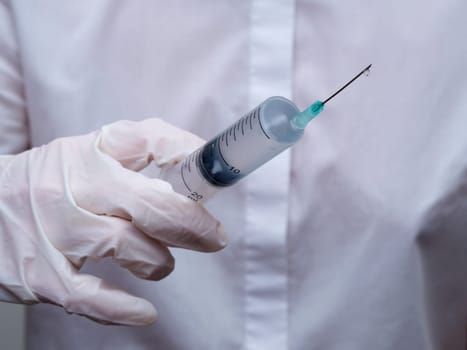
[{"x1": 322, "y1": 64, "x2": 373, "y2": 104}]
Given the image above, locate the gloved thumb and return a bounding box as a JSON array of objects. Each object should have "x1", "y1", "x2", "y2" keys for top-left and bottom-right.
[
  {"x1": 61, "y1": 272, "x2": 157, "y2": 326},
  {"x1": 97, "y1": 119, "x2": 204, "y2": 171}
]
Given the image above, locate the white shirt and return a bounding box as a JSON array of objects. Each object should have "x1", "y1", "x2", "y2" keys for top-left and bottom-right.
[{"x1": 1, "y1": 0, "x2": 467, "y2": 349}]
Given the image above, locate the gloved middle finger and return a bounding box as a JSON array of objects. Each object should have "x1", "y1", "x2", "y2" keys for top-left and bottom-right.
[{"x1": 48, "y1": 212, "x2": 175, "y2": 281}]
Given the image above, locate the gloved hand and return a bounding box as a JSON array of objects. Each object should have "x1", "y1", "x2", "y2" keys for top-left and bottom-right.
[{"x1": 0, "y1": 118, "x2": 226, "y2": 326}]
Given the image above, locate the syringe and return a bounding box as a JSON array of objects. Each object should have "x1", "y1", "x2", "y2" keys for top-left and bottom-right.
[{"x1": 161, "y1": 64, "x2": 371, "y2": 203}]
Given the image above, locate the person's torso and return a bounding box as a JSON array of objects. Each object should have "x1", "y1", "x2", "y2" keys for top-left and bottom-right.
[{"x1": 12, "y1": 0, "x2": 467, "y2": 349}]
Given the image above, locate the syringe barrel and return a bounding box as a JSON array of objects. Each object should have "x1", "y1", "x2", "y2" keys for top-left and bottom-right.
[{"x1": 161, "y1": 96, "x2": 303, "y2": 202}]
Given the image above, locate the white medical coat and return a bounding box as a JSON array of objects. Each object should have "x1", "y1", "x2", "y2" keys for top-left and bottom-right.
[{"x1": 1, "y1": 0, "x2": 467, "y2": 349}]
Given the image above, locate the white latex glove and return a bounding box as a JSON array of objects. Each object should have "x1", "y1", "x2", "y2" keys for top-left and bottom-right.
[{"x1": 0, "y1": 118, "x2": 226, "y2": 326}]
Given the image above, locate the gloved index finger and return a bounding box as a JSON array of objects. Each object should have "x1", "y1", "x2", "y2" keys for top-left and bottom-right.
[
  {"x1": 128, "y1": 180, "x2": 228, "y2": 252},
  {"x1": 74, "y1": 168, "x2": 227, "y2": 253}
]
